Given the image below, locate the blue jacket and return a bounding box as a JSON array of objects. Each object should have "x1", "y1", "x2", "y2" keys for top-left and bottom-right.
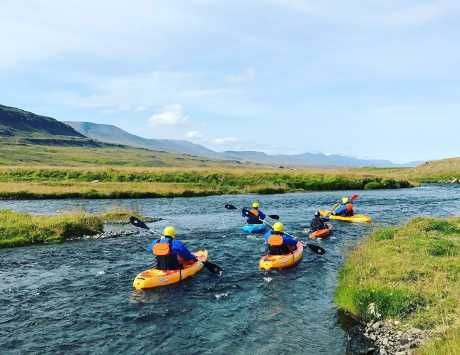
[
  {"x1": 263, "y1": 231, "x2": 298, "y2": 247},
  {"x1": 147, "y1": 238, "x2": 197, "y2": 262}
]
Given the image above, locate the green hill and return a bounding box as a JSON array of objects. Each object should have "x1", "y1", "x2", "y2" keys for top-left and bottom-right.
[
  {"x1": 0, "y1": 104, "x2": 85, "y2": 139},
  {"x1": 65, "y1": 121, "x2": 220, "y2": 157}
]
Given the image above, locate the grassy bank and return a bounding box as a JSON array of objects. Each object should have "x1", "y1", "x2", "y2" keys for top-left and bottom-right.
[
  {"x1": 0, "y1": 208, "x2": 145, "y2": 248},
  {"x1": 0, "y1": 166, "x2": 413, "y2": 199},
  {"x1": 335, "y1": 217, "x2": 460, "y2": 354}
]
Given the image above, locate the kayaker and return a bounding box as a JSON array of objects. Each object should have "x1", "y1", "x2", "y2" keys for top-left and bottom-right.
[
  {"x1": 147, "y1": 226, "x2": 198, "y2": 270},
  {"x1": 310, "y1": 211, "x2": 327, "y2": 231},
  {"x1": 264, "y1": 222, "x2": 297, "y2": 255},
  {"x1": 244, "y1": 201, "x2": 266, "y2": 224},
  {"x1": 332, "y1": 196, "x2": 354, "y2": 217}
]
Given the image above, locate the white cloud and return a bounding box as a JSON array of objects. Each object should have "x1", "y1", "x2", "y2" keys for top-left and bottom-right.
[
  {"x1": 185, "y1": 130, "x2": 204, "y2": 140},
  {"x1": 148, "y1": 104, "x2": 188, "y2": 126},
  {"x1": 212, "y1": 137, "x2": 238, "y2": 144},
  {"x1": 225, "y1": 68, "x2": 256, "y2": 83}
]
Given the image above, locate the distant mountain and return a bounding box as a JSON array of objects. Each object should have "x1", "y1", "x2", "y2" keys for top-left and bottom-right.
[
  {"x1": 65, "y1": 121, "x2": 221, "y2": 158},
  {"x1": 220, "y1": 151, "x2": 406, "y2": 168},
  {"x1": 0, "y1": 104, "x2": 84, "y2": 139},
  {"x1": 66, "y1": 121, "x2": 413, "y2": 167}
]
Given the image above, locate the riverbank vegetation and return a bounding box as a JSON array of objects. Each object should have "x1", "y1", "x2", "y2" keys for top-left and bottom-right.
[
  {"x1": 0, "y1": 166, "x2": 413, "y2": 199},
  {"x1": 0, "y1": 208, "x2": 145, "y2": 248},
  {"x1": 335, "y1": 217, "x2": 460, "y2": 354}
]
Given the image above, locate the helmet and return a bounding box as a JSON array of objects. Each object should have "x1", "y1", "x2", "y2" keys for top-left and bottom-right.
[
  {"x1": 273, "y1": 222, "x2": 284, "y2": 232},
  {"x1": 341, "y1": 197, "x2": 349, "y2": 204},
  {"x1": 163, "y1": 226, "x2": 176, "y2": 238},
  {"x1": 252, "y1": 201, "x2": 260, "y2": 208},
  {"x1": 315, "y1": 210, "x2": 320, "y2": 217}
]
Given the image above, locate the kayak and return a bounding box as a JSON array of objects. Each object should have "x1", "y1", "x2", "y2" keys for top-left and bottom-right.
[
  {"x1": 133, "y1": 250, "x2": 208, "y2": 290},
  {"x1": 259, "y1": 242, "x2": 303, "y2": 270},
  {"x1": 319, "y1": 210, "x2": 372, "y2": 223},
  {"x1": 242, "y1": 224, "x2": 268, "y2": 234},
  {"x1": 308, "y1": 223, "x2": 333, "y2": 240}
]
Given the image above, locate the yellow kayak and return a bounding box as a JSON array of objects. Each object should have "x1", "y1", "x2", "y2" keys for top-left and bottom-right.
[
  {"x1": 259, "y1": 242, "x2": 303, "y2": 270},
  {"x1": 133, "y1": 250, "x2": 208, "y2": 290},
  {"x1": 319, "y1": 210, "x2": 372, "y2": 224}
]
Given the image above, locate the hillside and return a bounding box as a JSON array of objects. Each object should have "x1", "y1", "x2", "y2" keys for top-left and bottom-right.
[
  {"x1": 412, "y1": 157, "x2": 460, "y2": 182},
  {"x1": 221, "y1": 150, "x2": 406, "y2": 168},
  {"x1": 65, "y1": 121, "x2": 220, "y2": 158},
  {"x1": 67, "y1": 121, "x2": 415, "y2": 168},
  {"x1": 0, "y1": 142, "x2": 244, "y2": 168},
  {"x1": 0, "y1": 104, "x2": 85, "y2": 139}
]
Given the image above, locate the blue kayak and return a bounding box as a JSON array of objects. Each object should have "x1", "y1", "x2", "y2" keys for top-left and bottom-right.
[{"x1": 242, "y1": 224, "x2": 268, "y2": 234}]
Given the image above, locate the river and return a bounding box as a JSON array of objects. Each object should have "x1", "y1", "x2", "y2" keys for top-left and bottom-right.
[{"x1": 1, "y1": 185, "x2": 460, "y2": 354}]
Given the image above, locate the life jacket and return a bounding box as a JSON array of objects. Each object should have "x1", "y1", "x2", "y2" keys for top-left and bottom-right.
[
  {"x1": 247, "y1": 208, "x2": 261, "y2": 225},
  {"x1": 345, "y1": 203, "x2": 353, "y2": 216},
  {"x1": 153, "y1": 238, "x2": 180, "y2": 270},
  {"x1": 310, "y1": 216, "x2": 325, "y2": 231},
  {"x1": 267, "y1": 233, "x2": 290, "y2": 255}
]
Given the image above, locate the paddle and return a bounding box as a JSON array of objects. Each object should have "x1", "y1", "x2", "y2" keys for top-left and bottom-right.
[
  {"x1": 224, "y1": 204, "x2": 280, "y2": 220},
  {"x1": 241, "y1": 208, "x2": 326, "y2": 255},
  {"x1": 129, "y1": 216, "x2": 224, "y2": 275}
]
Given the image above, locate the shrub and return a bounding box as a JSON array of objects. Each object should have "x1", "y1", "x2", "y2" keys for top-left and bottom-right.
[
  {"x1": 354, "y1": 286, "x2": 426, "y2": 320},
  {"x1": 373, "y1": 227, "x2": 397, "y2": 241},
  {"x1": 424, "y1": 220, "x2": 460, "y2": 235},
  {"x1": 427, "y1": 239, "x2": 457, "y2": 257},
  {"x1": 364, "y1": 181, "x2": 384, "y2": 189}
]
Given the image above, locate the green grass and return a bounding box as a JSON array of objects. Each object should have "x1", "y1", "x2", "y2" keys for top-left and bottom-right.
[
  {"x1": 0, "y1": 208, "x2": 146, "y2": 248},
  {"x1": 417, "y1": 325, "x2": 460, "y2": 355},
  {"x1": 0, "y1": 166, "x2": 413, "y2": 199},
  {"x1": 335, "y1": 217, "x2": 460, "y2": 353},
  {"x1": 0, "y1": 142, "x2": 243, "y2": 168},
  {"x1": 0, "y1": 209, "x2": 103, "y2": 248}
]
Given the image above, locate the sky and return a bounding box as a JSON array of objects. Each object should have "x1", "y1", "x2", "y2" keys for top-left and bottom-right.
[{"x1": 1, "y1": 0, "x2": 460, "y2": 163}]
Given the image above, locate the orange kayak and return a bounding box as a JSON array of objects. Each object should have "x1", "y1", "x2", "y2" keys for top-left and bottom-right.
[{"x1": 307, "y1": 223, "x2": 332, "y2": 240}]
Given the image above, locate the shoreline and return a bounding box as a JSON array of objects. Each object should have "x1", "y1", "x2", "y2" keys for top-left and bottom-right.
[
  {"x1": 336, "y1": 217, "x2": 460, "y2": 354},
  {"x1": 0, "y1": 165, "x2": 414, "y2": 200},
  {"x1": 0, "y1": 183, "x2": 414, "y2": 201},
  {"x1": 0, "y1": 209, "x2": 155, "y2": 249}
]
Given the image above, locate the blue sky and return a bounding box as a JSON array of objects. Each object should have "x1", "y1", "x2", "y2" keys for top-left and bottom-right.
[{"x1": 1, "y1": 0, "x2": 459, "y2": 162}]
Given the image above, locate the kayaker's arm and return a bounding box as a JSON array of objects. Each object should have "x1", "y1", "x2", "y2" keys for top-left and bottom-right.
[
  {"x1": 282, "y1": 234, "x2": 298, "y2": 247},
  {"x1": 258, "y1": 210, "x2": 266, "y2": 220},
  {"x1": 174, "y1": 240, "x2": 198, "y2": 262},
  {"x1": 146, "y1": 240, "x2": 157, "y2": 253}
]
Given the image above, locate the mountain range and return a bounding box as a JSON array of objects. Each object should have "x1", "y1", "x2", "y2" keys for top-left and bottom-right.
[
  {"x1": 1, "y1": 104, "x2": 420, "y2": 167},
  {"x1": 66, "y1": 121, "x2": 418, "y2": 167}
]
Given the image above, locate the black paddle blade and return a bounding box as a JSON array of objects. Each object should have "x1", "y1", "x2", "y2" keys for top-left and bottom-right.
[
  {"x1": 224, "y1": 204, "x2": 237, "y2": 210},
  {"x1": 268, "y1": 214, "x2": 280, "y2": 220},
  {"x1": 306, "y1": 243, "x2": 326, "y2": 255},
  {"x1": 203, "y1": 261, "x2": 224, "y2": 276},
  {"x1": 129, "y1": 216, "x2": 150, "y2": 230},
  {"x1": 241, "y1": 208, "x2": 254, "y2": 217}
]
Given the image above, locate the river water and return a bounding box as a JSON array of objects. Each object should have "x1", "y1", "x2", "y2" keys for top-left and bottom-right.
[{"x1": 1, "y1": 185, "x2": 460, "y2": 355}]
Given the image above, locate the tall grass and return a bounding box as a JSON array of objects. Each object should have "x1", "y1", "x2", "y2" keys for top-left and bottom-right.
[
  {"x1": 0, "y1": 209, "x2": 103, "y2": 248},
  {"x1": 335, "y1": 217, "x2": 460, "y2": 353},
  {"x1": 0, "y1": 208, "x2": 147, "y2": 248},
  {"x1": 0, "y1": 166, "x2": 413, "y2": 199}
]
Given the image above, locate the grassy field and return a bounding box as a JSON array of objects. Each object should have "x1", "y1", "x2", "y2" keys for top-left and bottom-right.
[
  {"x1": 0, "y1": 142, "x2": 457, "y2": 199},
  {"x1": 0, "y1": 142, "x2": 244, "y2": 168},
  {"x1": 0, "y1": 166, "x2": 413, "y2": 199},
  {"x1": 335, "y1": 217, "x2": 460, "y2": 354},
  {"x1": 0, "y1": 208, "x2": 146, "y2": 248}
]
